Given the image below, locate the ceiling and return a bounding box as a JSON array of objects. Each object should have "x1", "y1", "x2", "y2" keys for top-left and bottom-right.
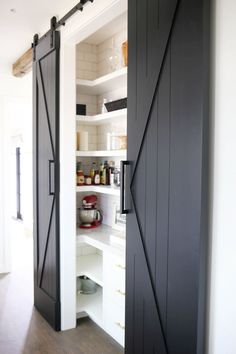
[
  {"x1": 85, "y1": 12, "x2": 127, "y2": 45},
  {"x1": 0, "y1": 0, "x2": 79, "y2": 66}
]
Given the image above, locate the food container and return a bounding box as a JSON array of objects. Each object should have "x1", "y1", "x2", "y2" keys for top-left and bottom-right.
[
  {"x1": 79, "y1": 131, "x2": 89, "y2": 151},
  {"x1": 84, "y1": 176, "x2": 92, "y2": 185},
  {"x1": 122, "y1": 41, "x2": 128, "y2": 66},
  {"x1": 111, "y1": 134, "x2": 127, "y2": 150},
  {"x1": 119, "y1": 135, "x2": 127, "y2": 149},
  {"x1": 78, "y1": 276, "x2": 97, "y2": 294},
  {"x1": 76, "y1": 132, "x2": 80, "y2": 150},
  {"x1": 114, "y1": 168, "x2": 120, "y2": 187}
]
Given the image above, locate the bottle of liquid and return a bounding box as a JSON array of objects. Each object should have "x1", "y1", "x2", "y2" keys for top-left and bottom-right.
[
  {"x1": 100, "y1": 163, "x2": 104, "y2": 185},
  {"x1": 103, "y1": 160, "x2": 109, "y2": 185},
  {"x1": 94, "y1": 170, "x2": 100, "y2": 185},
  {"x1": 77, "y1": 162, "x2": 84, "y2": 186},
  {"x1": 106, "y1": 161, "x2": 110, "y2": 185},
  {"x1": 90, "y1": 162, "x2": 96, "y2": 183},
  {"x1": 84, "y1": 175, "x2": 92, "y2": 185},
  {"x1": 114, "y1": 167, "x2": 120, "y2": 187},
  {"x1": 109, "y1": 161, "x2": 115, "y2": 187}
]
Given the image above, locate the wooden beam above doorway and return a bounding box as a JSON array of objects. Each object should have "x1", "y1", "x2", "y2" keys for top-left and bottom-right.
[
  {"x1": 12, "y1": 1, "x2": 94, "y2": 78},
  {"x1": 12, "y1": 47, "x2": 33, "y2": 77}
]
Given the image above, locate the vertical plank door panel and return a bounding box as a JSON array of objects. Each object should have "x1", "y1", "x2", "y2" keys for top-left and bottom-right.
[
  {"x1": 126, "y1": 0, "x2": 209, "y2": 353},
  {"x1": 33, "y1": 31, "x2": 60, "y2": 331}
]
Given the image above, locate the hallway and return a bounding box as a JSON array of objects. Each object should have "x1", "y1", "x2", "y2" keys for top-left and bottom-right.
[{"x1": 0, "y1": 222, "x2": 123, "y2": 354}]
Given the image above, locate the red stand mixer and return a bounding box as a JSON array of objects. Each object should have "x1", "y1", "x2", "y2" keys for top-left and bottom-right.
[{"x1": 78, "y1": 195, "x2": 102, "y2": 229}]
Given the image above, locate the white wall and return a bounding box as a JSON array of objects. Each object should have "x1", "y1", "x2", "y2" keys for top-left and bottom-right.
[
  {"x1": 60, "y1": 0, "x2": 127, "y2": 330},
  {"x1": 208, "y1": 0, "x2": 236, "y2": 353},
  {"x1": 0, "y1": 62, "x2": 32, "y2": 273}
]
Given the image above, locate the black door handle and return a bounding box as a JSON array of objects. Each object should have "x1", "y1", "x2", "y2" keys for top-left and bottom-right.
[
  {"x1": 120, "y1": 160, "x2": 131, "y2": 214},
  {"x1": 49, "y1": 160, "x2": 55, "y2": 196}
]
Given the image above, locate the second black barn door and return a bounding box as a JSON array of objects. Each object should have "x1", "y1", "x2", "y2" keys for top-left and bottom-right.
[
  {"x1": 33, "y1": 30, "x2": 60, "y2": 330},
  {"x1": 126, "y1": 0, "x2": 209, "y2": 353}
]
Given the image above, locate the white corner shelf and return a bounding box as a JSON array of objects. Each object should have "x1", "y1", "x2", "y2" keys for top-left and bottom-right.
[
  {"x1": 76, "y1": 67, "x2": 127, "y2": 95},
  {"x1": 77, "y1": 286, "x2": 103, "y2": 326},
  {"x1": 77, "y1": 224, "x2": 126, "y2": 259},
  {"x1": 77, "y1": 254, "x2": 103, "y2": 287},
  {"x1": 76, "y1": 108, "x2": 127, "y2": 126},
  {"x1": 76, "y1": 185, "x2": 120, "y2": 196},
  {"x1": 76, "y1": 150, "x2": 126, "y2": 157}
]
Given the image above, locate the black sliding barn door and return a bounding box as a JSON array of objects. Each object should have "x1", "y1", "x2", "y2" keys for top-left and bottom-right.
[
  {"x1": 126, "y1": 0, "x2": 209, "y2": 353},
  {"x1": 33, "y1": 30, "x2": 60, "y2": 330}
]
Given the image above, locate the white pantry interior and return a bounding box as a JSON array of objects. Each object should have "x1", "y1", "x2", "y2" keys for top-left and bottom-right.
[{"x1": 74, "y1": 12, "x2": 127, "y2": 347}]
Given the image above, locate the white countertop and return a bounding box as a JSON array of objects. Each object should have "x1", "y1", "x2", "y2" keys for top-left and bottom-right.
[{"x1": 76, "y1": 224, "x2": 125, "y2": 259}]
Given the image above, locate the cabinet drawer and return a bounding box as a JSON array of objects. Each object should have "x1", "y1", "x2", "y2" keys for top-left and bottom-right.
[
  {"x1": 104, "y1": 301, "x2": 125, "y2": 347},
  {"x1": 104, "y1": 283, "x2": 125, "y2": 309},
  {"x1": 103, "y1": 254, "x2": 126, "y2": 289},
  {"x1": 103, "y1": 253, "x2": 126, "y2": 308},
  {"x1": 108, "y1": 256, "x2": 126, "y2": 270}
]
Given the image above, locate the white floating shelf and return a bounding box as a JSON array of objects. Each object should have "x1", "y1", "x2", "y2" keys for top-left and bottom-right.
[
  {"x1": 77, "y1": 286, "x2": 103, "y2": 326},
  {"x1": 76, "y1": 254, "x2": 103, "y2": 287},
  {"x1": 76, "y1": 185, "x2": 120, "y2": 196},
  {"x1": 76, "y1": 67, "x2": 127, "y2": 95},
  {"x1": 76, "y1": 108, "x2": 127, "y2": 125},
  {"x1": 76, "y1": 150, "x2": 126, "y2": 157}
]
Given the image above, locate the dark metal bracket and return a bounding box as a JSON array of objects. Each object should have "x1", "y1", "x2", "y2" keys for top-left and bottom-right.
[
  {"x1": 32, "y1": 34, "x2": 39, "y2": 61},
  {"x1": 32, "y1": 0, "x2": 94, "y2": 50},
  {"x1": 56, "y1": 0, "x2": 94, "y2": 28},
  {"x1": 50, "y1": 16, "x2": 57, "y2": 48}
]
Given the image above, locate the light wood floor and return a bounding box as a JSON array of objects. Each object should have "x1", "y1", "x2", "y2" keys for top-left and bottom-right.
[{"x1": 0, "y1": 222, "x2": 123, "y2": 354}]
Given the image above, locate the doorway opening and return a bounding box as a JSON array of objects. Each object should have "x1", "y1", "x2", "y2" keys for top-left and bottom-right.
[{"x1": 74, "y1": 11, "x2": 127, "y2": 350}]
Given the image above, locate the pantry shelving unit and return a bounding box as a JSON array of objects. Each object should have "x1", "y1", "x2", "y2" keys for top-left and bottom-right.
[
  {"x1": 76, "y1": 225, "x2": 126, "y2": 343},
  {"x1": 76, "y1": 67, "x2": 127, "y2": 95},
  {"x1": 75, "y1": 19, "x2": 127, "y2": 347}
]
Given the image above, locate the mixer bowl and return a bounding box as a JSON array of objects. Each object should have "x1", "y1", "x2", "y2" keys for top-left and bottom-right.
[{"x1": 78, "y1": 208, "x2": 98, "y2": 224}]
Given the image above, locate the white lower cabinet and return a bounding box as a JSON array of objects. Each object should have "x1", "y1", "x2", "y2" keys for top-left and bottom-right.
[
  {"x1": 76, "y1": 240, "x2": 125, "y2": 347},
  {"x1": 104, "y1": 301, "x2": 125, "y2": 347},
  {"x1": 103, "y1": 253, "x2": 126, "y2": 347}
]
